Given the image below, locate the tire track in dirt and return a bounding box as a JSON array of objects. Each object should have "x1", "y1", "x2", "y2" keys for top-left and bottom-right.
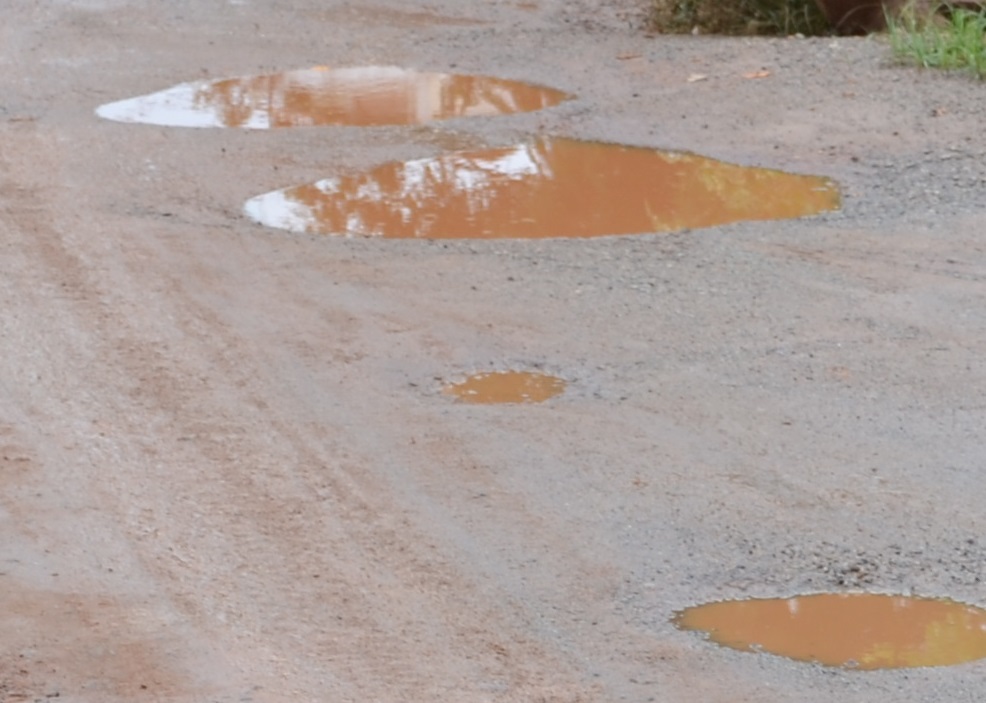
[
  {"x1": 1, "y1": 121, "x2": 603, "y2": 700},
  {"x1": 0, "y1": 123, "x2": 241, "y2": 701}
]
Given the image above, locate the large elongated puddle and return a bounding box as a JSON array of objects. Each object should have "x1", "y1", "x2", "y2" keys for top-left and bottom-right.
[
  {"x1": 674, "y1": 593, "x2": 986, "y2": 669},
  {"x1": 243, "y1": 137, "x2": 840, "y2": 238},
  {"x1": 95, "y1": 66, "x2": 572, "y2": 128},
  {"x1": 443, "y1": 372, "x2": 566, "y2": 404}
]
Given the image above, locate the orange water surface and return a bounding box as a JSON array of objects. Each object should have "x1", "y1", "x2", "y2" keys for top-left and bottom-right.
[
  {"x1": 674, "y1": 593, "x2": 986, "y2": 670},
  {"x1": 95, "y1": 66, "x2": 572, "y2": 128},
  {"x1": 244, "y1": 137, "x2": 840, "y2": 238},
  {"x1": 443, "y1": 372, "x2": 566, "y2": 404}
]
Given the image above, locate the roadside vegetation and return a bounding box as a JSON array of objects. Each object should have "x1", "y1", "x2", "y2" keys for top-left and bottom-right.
[
  {"x1": 648, "y1": 1, "x2": 986, "y2": 79},
  {"x1": 647, "y1": 0, "x2": 830, "y2": 35},
  {"x1": 888, "y1": 6, "x2": 986, "y2": 78}
]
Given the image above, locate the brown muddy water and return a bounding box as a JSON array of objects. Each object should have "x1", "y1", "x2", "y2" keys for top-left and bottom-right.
[
  {"x1": 94, "y1": 66, "x2": 571, "y2": 128},
  {"x1": 673, "y1": 593, "x2": 986, "y2": 670},
  {"x1": 442, "y1": 372, "x2": 566, "y2": 404},
  {"x1": 243, "y1": 137, "x2": 840, "y2": 238}
]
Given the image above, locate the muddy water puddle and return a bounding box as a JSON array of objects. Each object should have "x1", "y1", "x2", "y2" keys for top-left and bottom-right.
[
  {"x1": 443, "y1": 372, "x2": 565, "y2": 404},
  {"x1": 95, "y1": 66, "x2": 571, "y2": 128},
  {"x1": 674, "y1": 593, "x2": 986, "y2": 669},
  {"x1": 244, "y1": 137, "x2": 840, "y2": 238}
]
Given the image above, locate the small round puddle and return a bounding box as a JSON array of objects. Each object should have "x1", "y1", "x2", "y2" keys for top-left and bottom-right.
[
  {"x1": 95, "y1": 66, "x2": 572, "y2": 128},
  {"x1": 673, "y1": 593, "x2": 986, "y2": 669},
  {"x1": 243, "y1": 137, "x2": 840, "y2": 238},
  {"x1": 443, "y1": 371, "x2": 565, "y2": 404}
]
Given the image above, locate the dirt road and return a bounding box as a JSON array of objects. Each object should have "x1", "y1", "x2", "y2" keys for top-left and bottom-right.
[{"x1": 3, "y1": 1, "x2": 986, "y2": 701}]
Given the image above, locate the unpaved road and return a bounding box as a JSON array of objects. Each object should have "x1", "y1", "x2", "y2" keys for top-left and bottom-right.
[{"x1": 3, "y1": 1, "x2": 986, "y2": 701}]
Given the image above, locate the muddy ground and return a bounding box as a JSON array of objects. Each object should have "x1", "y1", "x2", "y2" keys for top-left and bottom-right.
[{"x1": 2, "y1": 1, "x2": 986, "y2": 701}]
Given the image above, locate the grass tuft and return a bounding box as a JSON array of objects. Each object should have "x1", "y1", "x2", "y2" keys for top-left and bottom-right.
[
  {"x1": 888, "y1": 5, "x2": 986, "y2": 77},
  {"x1": 648, "y1": 0, "x2": 830, "y2": 35}
]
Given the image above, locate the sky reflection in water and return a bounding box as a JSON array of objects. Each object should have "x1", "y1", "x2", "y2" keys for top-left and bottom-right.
[
  {"x1": 244, "y1": 137, "x2": 840, "y2": 239},
  {"x1": 95, "y1": 66, "x2": 572, "y2": 128}
]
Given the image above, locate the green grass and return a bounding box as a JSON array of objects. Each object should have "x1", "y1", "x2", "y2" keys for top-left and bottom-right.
[
  {"x1": 888, "y1": 6, "x2": 986, "y2": 78},
  {"x1": 648, "y1": 0, "x2": 830, "y2": 36}
]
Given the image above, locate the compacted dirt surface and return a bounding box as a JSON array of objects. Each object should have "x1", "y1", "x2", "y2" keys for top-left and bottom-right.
[{"x1": 3, "y1": 1, "x2": 986, "y2": 701}]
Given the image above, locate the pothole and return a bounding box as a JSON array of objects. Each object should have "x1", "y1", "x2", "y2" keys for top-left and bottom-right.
[
  {"x1": 243, "y1": 137, "x2": 840, "y2": 238},
  {"x1": 442, "y1": 371, "x2": 566, "y2": 404},
  {"x1": 673, "y1": 593, "x2": 986, "y2": 670},
  {"x1": 95, "y1": 66, "x2": 572, "y2": 128}
]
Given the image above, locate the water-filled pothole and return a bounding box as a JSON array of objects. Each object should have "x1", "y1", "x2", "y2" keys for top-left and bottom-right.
[
  {"x1": 243, "y1": 137, "x2": 840, "y2": 238},
  {"x1": 95, "y1": 66, "x2": 572, "y2": 128},
  {"x1": 443, "y1": 372, "x2": 565, "y2": 404},
  {"x1": 673, "y1": 593, "x2": 986, "y2": 669}
]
